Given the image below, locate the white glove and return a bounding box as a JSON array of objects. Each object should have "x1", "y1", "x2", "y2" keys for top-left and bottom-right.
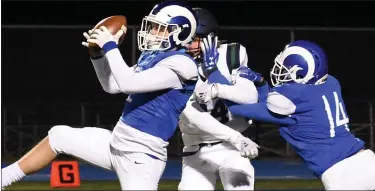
[
  {"x1": 228, "y1": 133, "x2": 259, "y2": 159},
  {"x1": 82, "y1": 26, "x2": 126, "y2": 48},
  {"x1": 194, "y1": 83, "x2": 219, "y2": 104},
  {"x1": 81, "y1": 29, "x2": 94, "y2": 48}
]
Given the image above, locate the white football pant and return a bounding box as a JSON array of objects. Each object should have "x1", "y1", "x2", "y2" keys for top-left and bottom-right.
[
  {"x1": 48, "y1": 125, "x2": 165, "y2": 190},
  {"x1": 321, "y1": 149, "x2": 375, "y2": 190},
  {"x1": 178, "y1": 142, "x2": 255, "y2": 190}
]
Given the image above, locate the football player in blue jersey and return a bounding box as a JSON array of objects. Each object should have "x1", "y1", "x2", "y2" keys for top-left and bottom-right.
[
  {"x1": 195, "y1": 36, "x2": 375, "y2": 190},
  {"x1": 2, "y1": 1, "x2": 199, "y2": 190}
]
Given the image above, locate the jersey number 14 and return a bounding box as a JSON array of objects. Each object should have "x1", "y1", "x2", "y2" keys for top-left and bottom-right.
[{"x1": 322, "y1": 91, "x2": 349, "y2": 138}]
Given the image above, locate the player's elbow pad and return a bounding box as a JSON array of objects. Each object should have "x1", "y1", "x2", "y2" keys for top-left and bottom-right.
[{"x1": 266, "y1": 92, "x2": 296, "y2": 115}]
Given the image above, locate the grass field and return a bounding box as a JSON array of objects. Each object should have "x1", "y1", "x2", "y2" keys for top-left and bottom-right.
[{"x1": 5, "y1": 179, "x2": 323, "y2": 190}]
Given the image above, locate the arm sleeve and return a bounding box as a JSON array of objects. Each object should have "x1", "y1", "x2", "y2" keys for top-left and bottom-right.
[
  {"x1": 181, "y1": 101, "x2": 242, "y2": 142},
  {"x1": 208, "y1": 70, "x2": 258, "y2": 103},
  {"x1": 208, "y1": 70, "x2": 232, "y2": 85},
  {"x1": 208, "y1": 70, "x2": 296, "y2": 125},
  {"x1": 257, "y1": 82, "x2": 271, "y2": 102},
  {"x1": 91, "y1": 57, "x2": 121, "y2": 94},
  {"x1": 105, "y1": 48, "x2": 197, "y2": 94},
  {"x1": 228, "y1": 102, "x2": 297, "y2": 125},
  {"x1": 216, "y1": 77, "x2": 258, "y2": 104}
]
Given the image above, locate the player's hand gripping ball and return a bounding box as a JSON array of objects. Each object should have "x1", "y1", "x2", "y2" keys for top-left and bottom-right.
[{"x1": 82, "y1": 15, "x2": 127, "y2": 58}]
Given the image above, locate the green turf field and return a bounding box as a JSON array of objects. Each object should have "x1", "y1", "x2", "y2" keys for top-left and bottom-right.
[{"x1": 5, "y1": 179, "x2": 323, "y2": 190}]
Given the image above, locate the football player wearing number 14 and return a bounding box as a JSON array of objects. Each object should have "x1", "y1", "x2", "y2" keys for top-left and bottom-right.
[{"x1": 197, "y1": 39, "x2": 375, "y2": 190}]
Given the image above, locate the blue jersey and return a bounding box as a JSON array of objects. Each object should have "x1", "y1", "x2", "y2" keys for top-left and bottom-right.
[
  {"x1": 273, "y1": 75, "x2": 364, "y2": 177},
  {"x1": 120, "y1": 50, "x2": 197, "y2": 141},
  {"x1": 208, "y1": 71, "x2": 365, "y2": 177}
]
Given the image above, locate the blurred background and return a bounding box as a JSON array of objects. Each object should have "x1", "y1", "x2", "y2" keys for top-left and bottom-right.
[{"x1": 2, "y1": 0, "x2": 375, "y2": 189}]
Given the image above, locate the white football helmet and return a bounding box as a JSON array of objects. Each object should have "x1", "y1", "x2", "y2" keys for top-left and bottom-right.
[{"x1": 137, "y1": 1, "x2": 197, "y2": 52}]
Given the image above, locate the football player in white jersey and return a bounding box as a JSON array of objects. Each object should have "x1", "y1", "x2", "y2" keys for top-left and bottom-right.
[
  {"x1": 2, "y1": 2, "x2": 199, "y2": 190},
  {"x1": 178, "y1": 8, "x2": 260, "y2": 190}
]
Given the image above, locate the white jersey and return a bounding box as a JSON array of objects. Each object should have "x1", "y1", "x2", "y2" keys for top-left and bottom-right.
[{"x1": 179, "y1": 43, "x2": 258, "y2": 146}]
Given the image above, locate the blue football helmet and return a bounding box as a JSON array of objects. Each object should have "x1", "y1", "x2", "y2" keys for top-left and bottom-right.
[
  {"x1": 270, "y1": 40, "x2": 328, "y2": 86},
  {"x1": 137, "y1": 1, "x2": 197, "y2": 52}
]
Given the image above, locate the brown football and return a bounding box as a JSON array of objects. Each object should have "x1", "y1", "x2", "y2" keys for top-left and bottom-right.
[{"x1": 88, "y1": 15, "x2": 127, "y2": 57}]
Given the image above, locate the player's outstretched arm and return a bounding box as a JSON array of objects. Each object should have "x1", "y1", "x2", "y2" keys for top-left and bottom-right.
[
  {"x1": 195, "y1": 72, "x2": 258, "y2": 104},
  {"x1": 90, "y1": 57, "x2": 122, "y2": 94},
  {"x1": 181, "y1": 100, "x2": 243, "y2": 143},
  {"x1": 231, "y1": 66, "x2": 270, "y2": 102},
  {"x1": 204, "y1": 70, "x2": 296, "y2": 125},
  {"x1": 227, "y1": 103, "x2": 296, "y2": 125},
  {"x1": 82, "y1": 29, "x2": 122, "y2": 94},
  {"x1": 87, "y1": 26, "x2": 197, "y2": 94},
  {"x1": 214, "y1": 82, "x2": 258, "y2": 104},
  {"x1": 216, "y1": 68, "x2": 260, "y2": 104},
  {"x1": 195, "y1": 69, "x2": 256, "y2": 104},
  {"x1": 106, "y1": 49, "x2": 197, "y2": 93},
  {"x1": 180, "y1": 100, "x2": 259, "y2": 158},
  {"x1": 198, "y1": 35, "x2": 294, "y2": 125}
]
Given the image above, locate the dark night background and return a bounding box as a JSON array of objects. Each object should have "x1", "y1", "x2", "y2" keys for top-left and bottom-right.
[
  {"x1": 3, "y1": 1, "x2": 375, "y2": 103},
  {"x1": 3, "y1": 1, "x2": 375, "y2": 27},
  {"x1": 2, "y1": 1, "x2": 375, "y2": 159}
]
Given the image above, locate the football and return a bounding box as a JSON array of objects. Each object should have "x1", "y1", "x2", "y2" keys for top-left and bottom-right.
[{"x1": 88, "y1": 15, "x2": 127, "y2": 57}]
